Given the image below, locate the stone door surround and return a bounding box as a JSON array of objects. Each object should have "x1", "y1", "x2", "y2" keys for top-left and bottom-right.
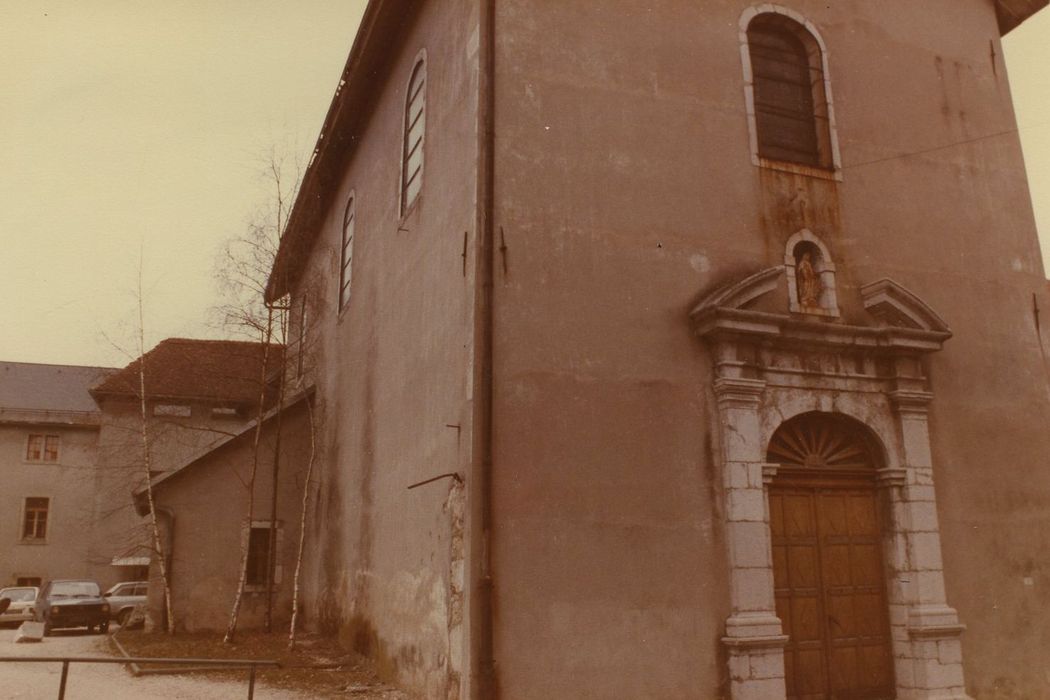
[{"x1": 692, "y1": 268, "x2": 971, "y2": 700}]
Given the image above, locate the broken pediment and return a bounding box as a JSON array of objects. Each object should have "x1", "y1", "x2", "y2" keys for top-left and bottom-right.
[
  {"x1": 690, "y1": 266, "x2": 784, "y2": 317},
  {"x1": 690, "y1": 269, "x2": 951, "y2": 355},
  {"x1": 860, "y1": 279, "x2": 951, "y2": 334}
]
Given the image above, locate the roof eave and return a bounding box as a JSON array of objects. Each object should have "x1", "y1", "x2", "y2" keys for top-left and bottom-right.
[
  {"x1": 996, "y1": 0, "x2": 1048, "y2": 33},
  {"x1": 266, "y1": 0, "x2": 406, "y2": 302}
]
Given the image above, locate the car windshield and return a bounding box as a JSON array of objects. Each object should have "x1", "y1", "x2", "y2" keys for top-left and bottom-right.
[
  {"x1": 0, "y1": 589, "x2": 35, "y2": 602},
  {"x1": 50, "y1": 582, "x2": 100, "y2": 598}
]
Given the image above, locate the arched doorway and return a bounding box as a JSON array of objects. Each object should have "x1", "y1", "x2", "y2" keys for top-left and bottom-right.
[{"x1": 766, "y1": 412, "x2": 895, "y2": 699}]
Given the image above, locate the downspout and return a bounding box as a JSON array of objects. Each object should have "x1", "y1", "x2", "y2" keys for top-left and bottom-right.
[{"x1": 470, "y1": 0, "x2": 497, "y2": 697}]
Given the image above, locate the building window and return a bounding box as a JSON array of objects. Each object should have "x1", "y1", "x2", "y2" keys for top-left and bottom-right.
[
  {"x1": 153, "y1": 404, "x2": 191, "y2": 417},
  {"x1": 339, "y1": 196, "x2": 355, "y2": 310},
  {"x1": 22, "y1": 498, "x2": 49, "y2": 540},
  {"x1": 16, "y1": 577, "x2": 42, "y2": 587},
  {"x1": 742, "y1": 9, "x2": 839, "y2": 176},
  {"x1": 244, "y1": 522, "x2": 282, "y2": 588},
  {"x1": 296, "y1": 295, "x2": 308, "y2": 378},
  {"x1": 211, "y1": 406, "x2": 242, "y2": 419},
  {"x1": 26, "y1": 434, "x2": 59, "y2": 463},
  {"x1": 401, "y1": 56, "x2": 426, "y2": 214}
]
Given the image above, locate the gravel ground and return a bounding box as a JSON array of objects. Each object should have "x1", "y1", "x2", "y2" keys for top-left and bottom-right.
[{"x1": 0, "y1": 627, "x2": 310, "y2": 699}]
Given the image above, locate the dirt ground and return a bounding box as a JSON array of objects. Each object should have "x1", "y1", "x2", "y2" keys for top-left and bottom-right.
[
  {"x1": 0, "y1": 625, "x2": 409, "y2": 699},
  {"x1": 114, "y1": 627, "x2": 410, "y2": 699}
]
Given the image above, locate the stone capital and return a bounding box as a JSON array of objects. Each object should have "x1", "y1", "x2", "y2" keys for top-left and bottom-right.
[
  {"x1": 713, "y1": 377, "x2": 766, "y2": 410},
  {"x1": 876, "y1": 466, "x2": 907, "y2": 489},
  {"x1": 890, "y1": 389, "x2": 934, "y2": 416}
]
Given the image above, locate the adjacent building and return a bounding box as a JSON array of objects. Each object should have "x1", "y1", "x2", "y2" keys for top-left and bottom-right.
[
  {"x1": 88, "y1": 338, "x2": 273, "y2": 591},
  {"x1": 262, "y1": 1, "x2": 1050, "y2": 699},
  {"x1": 0, "y1": 362, "x2": 115, "y2": 587}
]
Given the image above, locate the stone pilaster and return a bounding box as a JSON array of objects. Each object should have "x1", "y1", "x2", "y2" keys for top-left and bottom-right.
[
  {"x1": 889, "y1": 390, "x2": 971, "y2": 700},
  {"x1": 714, "y1": 377, "x2": 788, "y2": 700}
]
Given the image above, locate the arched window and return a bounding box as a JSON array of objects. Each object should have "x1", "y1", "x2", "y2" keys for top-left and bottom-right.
[
  {"x1": 339, "y1": 194, "x2": 355, "y2": 310},
  {"x1": 401, "y1": 58, "x2": 426, "y2": 214},
  {"x1": 747, "y1": 13, "x2": 832, "y2": 169}
]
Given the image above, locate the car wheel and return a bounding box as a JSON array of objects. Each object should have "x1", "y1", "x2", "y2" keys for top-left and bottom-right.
[{"x1": 117, "y1": 609, "x2": 130, "y2": 627}]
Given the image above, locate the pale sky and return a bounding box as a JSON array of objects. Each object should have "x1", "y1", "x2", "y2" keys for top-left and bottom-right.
[{"x1": 2, "y1": 3, "x2": 1049, "y2": 368}]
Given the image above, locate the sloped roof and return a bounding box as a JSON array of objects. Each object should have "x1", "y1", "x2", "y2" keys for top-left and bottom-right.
[
  {"x1": 0, "y1": 362, "x2": 116, "y2": 413},
  {"x1": 996, "y1": 0, "x2": 1048, "y2": 33},
  {"x1": 90, "y1": 338, "x2": 278, "y2": 405},
  {"x1": 132, "y1": 386, "x2": 313, "y2": 515}
]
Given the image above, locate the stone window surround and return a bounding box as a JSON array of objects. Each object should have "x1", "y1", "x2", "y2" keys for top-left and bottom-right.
[
  {"x1": 738, "y1": 4, "x2": 844, "y2": 182},
  {"x1": 693, "y1": 272, "x2": 970, "y2": 699}
]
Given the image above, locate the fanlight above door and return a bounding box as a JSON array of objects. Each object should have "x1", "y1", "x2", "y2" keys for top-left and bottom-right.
[{"x1": 766, "y1": 412, "x2": 879, "y2": 471}]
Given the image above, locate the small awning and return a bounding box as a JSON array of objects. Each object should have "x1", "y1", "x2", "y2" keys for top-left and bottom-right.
[{"x1": 110, "y1": 556, "x2": 150, "y2": 567}]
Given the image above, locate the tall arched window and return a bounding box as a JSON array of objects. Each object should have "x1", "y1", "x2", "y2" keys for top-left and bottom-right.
[
  {"x1": 401, "y1": 57, "x2": 426, "y2": 214},
  {"x1": 339, "y1": 194, "x2": 355, "y2": 310},
  {"x1": 747, "y1": 13, "x2": 832, "y2": 169}
]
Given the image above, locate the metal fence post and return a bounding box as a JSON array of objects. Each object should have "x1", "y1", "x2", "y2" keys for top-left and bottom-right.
[
  {"x1": 247, "y1": 663, "x2": 257, "y2": 700},
  {"x1": 58, "y1": 660, "x2": 69, "y2": 700}
]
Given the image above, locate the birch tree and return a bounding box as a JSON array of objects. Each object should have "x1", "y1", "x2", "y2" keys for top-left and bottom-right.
[{"x1": 135, "y1": 257, "x2": 176, "y2": 634}]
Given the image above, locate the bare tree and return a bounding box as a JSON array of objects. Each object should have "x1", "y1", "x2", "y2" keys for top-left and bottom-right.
[
  {"x1": 218, "y1": 145, "x2": 301, "y2": 642},
  {"x1": 223, "y1": 306, "x2": 278, "y2": 644},
  {"x1": 287, "y1": 389, "x2": 318, "y2": 649},
  {"x1": 135, "y1": 256, "x2": 176, "y2": 634}
]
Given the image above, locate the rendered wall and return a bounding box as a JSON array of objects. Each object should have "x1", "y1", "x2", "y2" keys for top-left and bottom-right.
[
  {"x1": 145, "y1": 403, "x2": 308, "y2": 633},
  {"x1": 0, "y1": 421, "x2": 100, "y2": 585},
  {"x1": 92, "y1": 399, "x2": 252, "y2": 590},
  {"x1": 491, "y1": 1, "x2": 1050, "y2": 698},
  {"x1": 291, "y1": 1, "x2": 481, "y2": 696}
]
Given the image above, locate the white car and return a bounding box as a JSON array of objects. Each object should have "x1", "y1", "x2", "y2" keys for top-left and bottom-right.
[
  {"x1": 103, "y1": 581, "x2": 148, "y2": 626},
  {"x1": 0, "y1": 587, "x2": 39, "y2": 625}
]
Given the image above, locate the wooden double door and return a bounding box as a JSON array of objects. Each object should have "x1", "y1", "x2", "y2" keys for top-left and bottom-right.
[{"x1": 769, "y1": 476, "x2": 896, "y2": 699}]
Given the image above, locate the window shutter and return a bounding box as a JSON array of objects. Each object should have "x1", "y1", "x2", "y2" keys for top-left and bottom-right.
[{"x1": 401, "y1": 59, "x2": 426, "y2": 212}]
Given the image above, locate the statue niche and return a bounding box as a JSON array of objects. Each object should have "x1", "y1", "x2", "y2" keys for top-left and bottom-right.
[
  {"x1": 795, "y1": 247, "x2": 822, "y2": 309},
  {"x1": 784, "y1": 229, "x2": 839, "y2": 317}
]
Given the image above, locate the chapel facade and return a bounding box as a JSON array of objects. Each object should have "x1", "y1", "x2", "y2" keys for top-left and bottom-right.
[{"x1": 267, "y1": 1, "x2": 1050, "y2": 698}]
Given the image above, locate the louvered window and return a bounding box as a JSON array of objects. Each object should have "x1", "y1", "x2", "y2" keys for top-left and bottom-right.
[
  {"x1": 748, "y1": 15, "x2": 829, "y2": 168},
  {"x1": 339, "y1": 195, "x2": 355, "y2": 310},
  {"x1": 401, "y1": 60, "x2": 426, "y2": 213}
]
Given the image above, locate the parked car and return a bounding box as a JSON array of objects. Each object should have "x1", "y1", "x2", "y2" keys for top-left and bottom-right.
[
  {"x1": 32, "y1": 580, "x2": 110, "y2": 635},
  {"x1": 103, "y1": 581, "x2": 148, "y2": 626},
  {"x1": 0, "y1": 587, "x2": 38, "y2": 626}
]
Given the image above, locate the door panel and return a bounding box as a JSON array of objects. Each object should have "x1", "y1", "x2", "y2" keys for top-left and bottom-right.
[{"x1": 771, "y1": 482, "x2": 895, "y2": 699}]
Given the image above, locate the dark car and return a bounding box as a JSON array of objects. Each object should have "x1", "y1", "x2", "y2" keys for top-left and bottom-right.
[{"x1": 33, "y1": 579, "x2": 111, "y2": 635}]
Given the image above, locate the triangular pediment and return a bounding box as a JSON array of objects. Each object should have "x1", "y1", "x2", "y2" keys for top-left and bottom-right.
[
  {"x1": 690, "y1": 266, "x2": 784, "y2": 317},
  {"x1": 860, "y1": 279, "x2": 951, "y2": 334}
]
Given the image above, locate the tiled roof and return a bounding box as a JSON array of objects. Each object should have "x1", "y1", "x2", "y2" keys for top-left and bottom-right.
[
  {"x1": 0, "y1": 362, "x2": 117, "y2": 413},
  {"x1": 90, "y1": 338, "x2": 279, "y2": 405}
]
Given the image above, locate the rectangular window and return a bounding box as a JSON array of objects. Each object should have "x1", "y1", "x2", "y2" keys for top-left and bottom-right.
[
  {"x1": 16, "y1": 577, "x2": 42, "y2": 587},
  {"x1": 22, "y1": 498, "x2": 49, "y2": 540},
  {"x1": 244, "y1": 523, "x2": 283, "y2": 588},
  {"x1": 153, "y1": 404, "x2": 192, "y2": 417},
  {"x1": 211, "y1": 407, "x2": 241, "y2": 419},
  {"x1": 245, "y1": 527, "x2": 272, "y2": 586},
  {"x1": 26, "y1": 434, "x2": 59, "y2": 463},
  {"x1": 296, "y1": 295, "x2": 308, "y2": 378}
]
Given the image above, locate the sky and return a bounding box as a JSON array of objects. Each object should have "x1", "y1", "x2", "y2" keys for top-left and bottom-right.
[{"x1": 2, "y1": 3, "x2": 1050, "y2": 368}]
